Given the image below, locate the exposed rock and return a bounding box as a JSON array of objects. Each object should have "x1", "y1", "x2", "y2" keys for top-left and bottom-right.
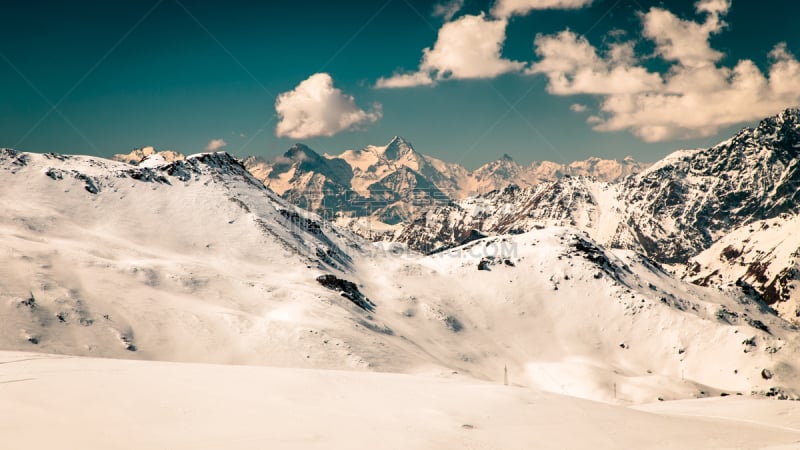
[{"x1": 316, "y1": 274, "x2": 375, "y2": 312}]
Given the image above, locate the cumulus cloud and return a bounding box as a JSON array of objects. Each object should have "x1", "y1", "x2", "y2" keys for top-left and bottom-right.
[
  {"x1": 204, "y1": 138, "x2": 227, "y2": 151},
  {"x1": 530, "y1": 1, "x2": 800, "y2": 142},
  {"x1": 640, "y1": 0, "x2": 729, "y2": 68},
  {"x1": 376, "y1": 14, "x2": 524, "y2": 88},
  {"x1": 492, "y1": 0, "x2": 593, "y2": 18},
  {"x1": 570, "y1": 103, "x2": 588, "y2": 112},
  {"x1": 528, "y1": 31, "x2": 662, "y2": 95},
  {"x1": 275, "y1": 73, "x2": 381, "y2": 139},
  {"x1": 378, "y1": 0, "x2": 595, "y2": 90},
  {"x1": 432, "y1": 0, "x2": 464, "y2": 21},
  {"x1": 421, "y1": 14, "x2": 525, "y2": 78}
]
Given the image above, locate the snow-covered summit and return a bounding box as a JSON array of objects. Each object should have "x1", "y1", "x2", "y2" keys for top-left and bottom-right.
[
  {"x1": 113, "y1": 146, "x2": 185, "y2": 165},
  {"x1": 381, "y1": 135, "x2": 416, "y2": 161}
]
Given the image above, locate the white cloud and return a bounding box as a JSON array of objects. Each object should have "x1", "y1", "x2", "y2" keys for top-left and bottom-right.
[
  {"x1": 276, "y1": 73, "x2": 381, "y2": 139},
  {"x1": 528, "y1": 30, "x2": 662, "y2": 95},
  {"x1": 586, "y1": 115, "x2": 602, "y2": 125},
  {"x1": 570, "y1": 103, "x2": 588, "y2": 112},
  {"x1": 640, "y1": 2, "x2": 729, "y2": 68},
  {"x1": 421, "y1": 14, "x2": 525, "y2": 78},
  {"x1": 695, "y1": 0, "x2": 732, "y2": 16},
  {"x1": 530, "y1": 2, "x2": 800, "y2": 142},
  {"x1": 491, "y1": 0, "x2": 593, "y2": 19},
  {"x1": 204, "y1": 138, "x2": 227, "y2": 151},
  {"x1": 376, "y1": 71, "x2": 434, "y2": 89},
  {"x1": 432, "y1": 0, "x2": 464, "y2": 21},
  {"x1": 377, "y1": 14, "x2": 524, "y2": 88}
]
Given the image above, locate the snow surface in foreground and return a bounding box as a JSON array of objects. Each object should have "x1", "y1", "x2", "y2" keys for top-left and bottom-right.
[{"x1": 1, "y1": 351, "x2": 799, "y2": 450}]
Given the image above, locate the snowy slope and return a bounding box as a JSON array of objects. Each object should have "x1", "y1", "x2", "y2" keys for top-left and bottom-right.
[
  {"x1": 685, "y1": 215, "x2": 800, "y2": 320},
  {"x1": 0, "y1": 148, "x2": 377, "y2": 368},
  {"x1": 393, "y1": 177, "x2": 627, "y2": 254},
  {"x1": 370, "y1": 229, "x2": 800, "y2": 403},
  {"x1": 2, "y1": 350, "x2": 800, "y2": 450}
]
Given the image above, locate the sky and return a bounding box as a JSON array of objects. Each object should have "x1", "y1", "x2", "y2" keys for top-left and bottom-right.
[{"x1": 2, "y1": 0, "x2": 799, "y2": 168}]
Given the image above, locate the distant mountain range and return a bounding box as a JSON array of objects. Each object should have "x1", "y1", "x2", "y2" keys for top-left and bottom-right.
[
  {"x1": 240, "y1": 136, "x2": 648, "y2": 226},
  {"x1": 114, "y1": 145, "x2": 185, "y2": 166},
  {"x1": 114, "y1": 137, "x2": 648, "y2": 230}
]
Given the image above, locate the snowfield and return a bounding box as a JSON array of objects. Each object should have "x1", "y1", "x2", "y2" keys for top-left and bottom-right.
[
  {"x1": 2, "y1": 351, "x2": 800, "y2": 450},
  {"x1": 2, "y1": 148, "x2": 800, "y2": 448}
]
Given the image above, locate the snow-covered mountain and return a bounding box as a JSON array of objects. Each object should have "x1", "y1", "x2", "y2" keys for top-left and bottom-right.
[
  {"x1": 113, "y1": 145, "x2": 185, "y2": 165},
  {"x1": 684, "y1": 214, "x2": 800, "y2": 321},
  {"x1": 616, "y1": 108, "x2": 800, "y2": 264},
  {"x1": 391, "y1": 109, "x2": 800, "y2": 321},
  {"x1": 470, "y1": 155, "x2": 647, "y2": 191},
  {"x1": 392, "y1": 176, "x2": 626, "y2": 254},
  {"x1": 244, "y1": 138, "x2": 453, "y2": 225},
  {"x1": 2, "y1": 146, "x2": 798, "y2": 406},
  {"x1": 0, "y1": 148, "x2": 369, "y2": 366},
  {"x1": 243, "y1": 143, "x2": 357, "y2": 220},
  {"x1": 244, "y1": 136, "x2": 647, "y2": 227}
]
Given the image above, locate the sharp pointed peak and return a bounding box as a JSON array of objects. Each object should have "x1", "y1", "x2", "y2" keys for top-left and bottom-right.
[
  {"x1": 387, "y1": 135, "x2": 410, "y2": 146},
  {"x1": 383, "y1": 135, "x2": 417, "y2": 160}
]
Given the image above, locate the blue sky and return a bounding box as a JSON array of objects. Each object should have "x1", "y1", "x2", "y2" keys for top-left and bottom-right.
[{"x1": 2, "y1": 0, "x2": 799, "y2": 168}]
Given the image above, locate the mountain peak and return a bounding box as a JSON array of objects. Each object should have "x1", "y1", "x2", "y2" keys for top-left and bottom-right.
[
  {"x1": 287, "y1": 143, "x2": 319, "y2": 158},
  {"x1": 388, "y1": 135, "x2": 410, "y2": 146},
  {"x1": 270, "y1": 143, "x2": 353, "y2": 187},
  {"x1": 186, "y1": 151, "x2": 244, "y2": 170},
  {"x1": 779, "y1": 107, "x2": 800, "y2": 119},
  {"x1": 383, "y1": 136, "x2": 416, "y2": 160},
  {"x1": 113, "y1": 146, "x2": 185, "y2": 166},
  {"x1": 501, "y1": 153, "x2": 514, "y2": 162},
  {"x1": 752, "y1": 107, "x2": 800, "y2": 135},
  {"x1": 279, "y1": 144, "x2": 328, "y2": 167},
  {"x1": 718, "y1": 107, "x2": 800, "y2": 154}
]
